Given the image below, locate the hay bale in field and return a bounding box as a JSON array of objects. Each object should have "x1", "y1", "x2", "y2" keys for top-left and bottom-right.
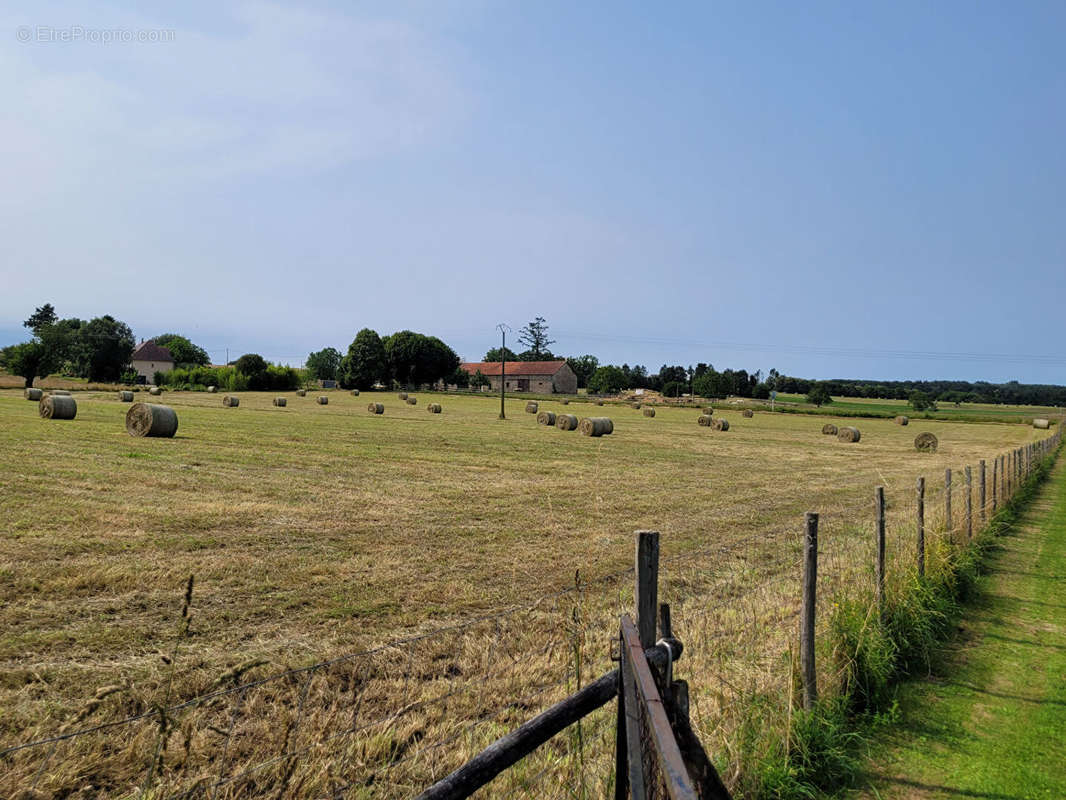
[
  {"x1": 595, "y1": 400, "x2": 604, "y2": 406},
  {"x1": 895, "y1": 416, "x2": 910, "y2": 426},
  {"x1": 273, "y1": 397, "x2": 287, "y2": 407},
  {"x1": 632, "y1": 402, "x2": 642, "y2": 410},
  {"x1": 837, "y1": 426, "x2": 861, "y2": 443},
  {"x1": 742, "y1": 409, "x2": 754, "y2": 418},
  {"x1": 537, "y1": 411, "x2": 557, "y2": 426},
  {"x1": 1034, "y1": 418, "x2": 1050, "y2": 429},
  {"x1": 406, "y1": 397, "x2": 417, "y2": 405},
  {"x1": 149, "y1": 386, "x2": 162, "y2": 396},
  {"x1": 643, "y1": 407, "x2": 656, "y2": 418},
  {"x1": 368, "y1": 402, "x2": 384, "y2": 414},
  {"x1": 914, "y1": 432, "x2": 938, "y2": 452},
  {"x1": 398, "y1": 392, "x2": 408, "y2": 400},
  {"x1": 296, "y1": 389, "x2": 307, "y2": 397},
  {"x1": 24, "y1": 388, "x2": 43, "y2": 401},
  {"x1": 698, "y1": 414, "x2": 714, "y2": 427},
  {"x1": 525, "y1": 401, "x2": 538, "y2": 414},
  {"x1": 119, "y1": 391, "x2": 134, "y2": 402},
  {"x1": 556, "y1": 413, "x2": 579, "y2": 431},
  {"x1": 39, "y1": 395, "x2": 76, "y2": 420},
  {"x1": 125, "y1": 403, "x2": 178, "y2": 438},
  {"x1": 579, "y1": 417, "x2": 613, "y2": 437},
  {"x1": 207, "y1": 386, "x2": 217, "y2": 393},
  {"x1": 712, "y1": 418, "x2": 729, "y2": 431},
  {"x1": 427, "y1": 403, "x2": 442, "y2": 414},
  {"x1": 318, "y1": 396, "x2": 329, "y2": 405},
  {"x1": 223, "y1": 395, "x2": 239, "y2": 407},
  {"x1": 702, "y1": 407, "x2": 714, "y2": 415},
  {"x1": 822, "y1": 423, "x2": 838, "y2": 436},
  {"x1": 562, "y1": 399, "x2": 570, "y2": 405},
  {"x1": 351, "y1": 389, "x2": 360, "y2": 396}
]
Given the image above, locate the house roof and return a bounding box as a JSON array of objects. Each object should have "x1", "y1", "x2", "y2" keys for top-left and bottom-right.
[
  {"x1": 460, "y1": 360, "x2": 567, "y2": 377},
  {"x1": 132, "y1": 341, "x2": 174, "y2": 362}
]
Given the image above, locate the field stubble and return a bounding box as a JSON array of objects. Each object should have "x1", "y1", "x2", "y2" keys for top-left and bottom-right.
[{"x1": 0, "y1": 389, "x2": 1042, "y2": 797}]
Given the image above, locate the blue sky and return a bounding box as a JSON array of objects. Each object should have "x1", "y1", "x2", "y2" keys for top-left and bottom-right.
[{"x1": 2, "y1": 1, "x2": 1064, "y2": 381}]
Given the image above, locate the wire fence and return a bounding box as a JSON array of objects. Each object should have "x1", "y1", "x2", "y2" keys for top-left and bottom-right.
[{"x1": 2, "y1": 432, "x2": 1060, "y2": 799}]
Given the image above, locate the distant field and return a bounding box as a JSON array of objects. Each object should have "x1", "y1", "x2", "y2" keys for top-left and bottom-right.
[
  {"x1": 772, "y1": 392, "x2": 1062, "y2": 422},
  {"x1": 0, "y1": 387, "x2": 1051, "y2": 796}
]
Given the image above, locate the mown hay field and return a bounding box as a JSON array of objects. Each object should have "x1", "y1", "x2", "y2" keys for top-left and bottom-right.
[{"x1": 0, "y1": 388, "x2": 1048, "y2": 796}]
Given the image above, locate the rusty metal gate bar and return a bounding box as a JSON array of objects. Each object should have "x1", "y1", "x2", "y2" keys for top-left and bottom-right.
[{"x1": 619, "y1": 615, "x2": 698, "y2": 800}]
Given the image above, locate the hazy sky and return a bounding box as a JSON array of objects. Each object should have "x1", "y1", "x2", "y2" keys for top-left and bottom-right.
[{"x1": 2, "y1": 1, "x2": 1065, "y2": 382}]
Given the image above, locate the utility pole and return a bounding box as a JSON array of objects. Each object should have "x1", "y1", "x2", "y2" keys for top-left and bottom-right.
[{"x1": 496, "y1": 323, "x2": 511, "y2": 419}]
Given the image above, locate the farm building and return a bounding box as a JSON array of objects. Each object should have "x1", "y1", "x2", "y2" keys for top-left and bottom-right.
[
  {"x1": 131, "y1": 341, "x2": 174, "y2": 385},
  {"x1": 459, "y1": 360, "x2": 578, "y2": 394}
]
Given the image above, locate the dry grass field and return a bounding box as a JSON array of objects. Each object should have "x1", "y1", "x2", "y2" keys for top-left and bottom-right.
[{"x1": 0, "y1": 387, "x2": 1049, "y2": 797}]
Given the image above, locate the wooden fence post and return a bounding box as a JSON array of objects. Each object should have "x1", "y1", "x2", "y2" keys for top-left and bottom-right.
[
  {"x1": 965, "y1": 466, "x2": 973, "y2": 540},
  {"x1": 917, "y1": 477, "x2": 925, "y2": 577},
  {"x1": 876, "y1": 487, "x2": 886, "y2": 612},
  {"x1": 979, "y1": 460, "x2": 987, "y2": 524},
  {"x1": 992, "y1": 458, "x2": 998, "y2": 514},
  {"x1": 800, "y1": 512, "x2": 818, "y2": 710},
  {"x1": 945, "y1": 468, "x2": 953, "y2": 541},
  {"x1": 635, "y1": 531, "x2": 660, "y2": 649}
]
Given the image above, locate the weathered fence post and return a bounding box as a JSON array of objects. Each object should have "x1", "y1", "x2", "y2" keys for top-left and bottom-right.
[
  {"x1": 965, "y1": 466, "x2": 973, "y2": 540},
  {"x1": 917, "y1": 477, "x2": 925, "y2": 577},
  {"x1": 635, "y1": 531, "x2": 660, "y2": 650},
  {"x1": 992, "y1": 458, "x2": 999, "y2": 514},
  {"x1": 800, "y1": 512, "x2": 819, "y2": 710},
  {"x1": 945, "y1": 468, "x2": 953, "y2": 542},
  {"x1": 980, "y1": 460, "x2": 987, "y2": 524},
  {"x1": 876, "y1": 487, "x2": 886, "y2": 612}
]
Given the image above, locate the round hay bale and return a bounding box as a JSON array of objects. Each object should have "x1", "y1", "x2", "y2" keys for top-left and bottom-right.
[
  {"x1": 556, "y1": 413, "x2": 579, "y2": 431},
  {"x1": 562, "y1": 399, "x2": 570, "y2": 405},
  {"x1": 914, "y1": 432, "x2": 939, "y2": 453},
  {"x1": 702, "y1": 407, "x2": 714, "y2": 415},
  {"x1": 1034, "y1": 418, "x2": 1050, "y2": 429},
  {"x1": 50, "y1": 390, "x2": 71, "y2": 396},
  {"x1": 125, "y1": 403, "x2": 178, "y2": 438},
  {"x1": 398, "y1": 392, "x2": 408, "y2": 401},
  {"x1": 119, "y1": 391, "x2": 134, "y2": 403},
  {"x1": 149, "y1": 386, "x2": 162, "y2": 396},
  {"x1": 223, "y1": 395, "x2": 240, "y2": 407},
  {"x1": 822, "y1": 423, "x2": 838, "y2": 436},
  {"x1": 296, "y1": 389, "x2": 307, "y2": 397},
  {"x1": 318, "y1": 396, "x2": 329, "y2": 405},
  {"x1": 525, "y1": 402, "x2": 538, "y2": 414},
  {"x1": 837, "y1": 426, "x2": 861, "y2": 443},
  {"x1": 406, "y1": 397, "x2": 417, "y2": 405},
  {"x1": 24, "y1": 388, "x2": 43, "y2": 401},
  {"x1": 579, "y1": 417, "x2": 613, "y2": 437},
  {"x1": 351, "y1": 389, "x2": 360, "y2": 396},
  {"x1": 742, "y1": 409, "x2": 754, "y2": 418},
  {"x1": 632, "y1": 402, "x2": 642, "y2": 410},
  {"x1": 643, "y1": 407, "x2": 656, "y2": 418},
  {"x1": 39, "y1": 395, "x2": 77, "y2": 420},
  {"x1": 595, "y1": 400, "x2": 604, "y2": 406},
  {"x1": 368, "y1": 402, "x2": 384, "y2": 414},
  {"x1": 427, "y1": 403, "x2": 442, "y2": 414},
  {"x1": 207, "y1": 386, "x2": 217, "y2": 393},
  {"x1": 697, "y1": 414, "x2": 714, "y2": 427},
  {"x1": 712, "y1": 418, "x2": 729, "y2": 431},
  {"x1": 273, "y1": 397, "x2": 287, "y2": 407},
  {"x1": 895, "y1": 416, "x2": 910, "y2": 426},
  {"x1": 537, "y1": 411, "x2": 557, "y2": 426}
]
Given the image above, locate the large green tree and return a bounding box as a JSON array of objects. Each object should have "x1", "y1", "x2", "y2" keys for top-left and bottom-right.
[
  {"x1": 81, "y1": 316, "x2": 135, "y2": 382},
  {"x1": 565, "y1": 355, "x2": 599, "y2": 388},
  {"x1": 151, "y1": 333, "x2": 210, "y2": 366},
  {"x1": 340, "y1": 329, "x2": 387, "y2": 390},
  {"x1": 23, "y1": 303, "x2": 58, "y2": 335},
  {"x1": 587, "y1": 365, "x2": 627, "y2": 395},
  {"x1": 483, "y1": 346, "x2": 518, "y2": 362},
  {"x1": 2, "y1": 341, "x2": 57, "y2": 388},
  {"x1": 305, "y1": 347, "x2": 342, "y2": 381},
  {"x1": 383, "y1": 330, "x2": 460, "y2": 387},
  {"x1": 234, "y1": 353, "x2": 269, "y2": 389}
]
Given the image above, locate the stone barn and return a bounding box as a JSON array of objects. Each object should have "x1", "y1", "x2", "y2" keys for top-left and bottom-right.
[{"x1": 459, "y1": 360, "x2": 578, "y2": 394}]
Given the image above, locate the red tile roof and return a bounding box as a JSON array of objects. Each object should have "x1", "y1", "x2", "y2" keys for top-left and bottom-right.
[
  {"x1": 132, "y1": 341, "x2": 174, "y2": 362},
  {"x1": 459, "y1": 361, "x2": 567, "y2": 377}
]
